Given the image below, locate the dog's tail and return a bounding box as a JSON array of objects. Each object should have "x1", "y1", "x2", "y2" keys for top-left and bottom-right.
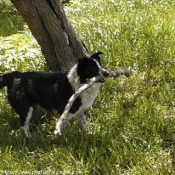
[{"x1": 0, "y1": 73, "x2": 14, "y2": 89}]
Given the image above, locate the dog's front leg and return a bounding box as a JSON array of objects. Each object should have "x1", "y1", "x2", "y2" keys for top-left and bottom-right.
[
  {"x1": 54, "y1": 113, "x2": 73, "y2": 135},
  {"x1": 77, "y1": 111, "x2": 86, "y2": 131}
]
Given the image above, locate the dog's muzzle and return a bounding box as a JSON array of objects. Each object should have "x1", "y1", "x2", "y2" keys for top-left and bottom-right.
[
  {"x1": 98, "y1": 71, "x2": 109, "y2": 83},
  {"x1": 98, "y1": 79, "x2": 105, "y2": 83}
]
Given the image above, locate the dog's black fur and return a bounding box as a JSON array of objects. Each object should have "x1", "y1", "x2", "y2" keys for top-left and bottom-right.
[{"x1": 0, "y1": 52, "x2": 109, "y2": 137}]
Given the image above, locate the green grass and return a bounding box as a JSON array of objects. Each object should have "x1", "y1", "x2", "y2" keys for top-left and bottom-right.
[
  {"x1": 1, "y1": 0, "x2": 175, "y2": 174},
  {"x1": 0, "y1": 0, "x2": 24, "y2": 36}
]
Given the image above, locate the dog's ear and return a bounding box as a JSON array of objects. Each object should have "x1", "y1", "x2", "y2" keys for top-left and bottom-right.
[
  {"x1": 90, "y1": 52, "x2": 103, "y2": 63},
  {"x1": 91, "y1": 52, "x2": 103, "y2": 58}
]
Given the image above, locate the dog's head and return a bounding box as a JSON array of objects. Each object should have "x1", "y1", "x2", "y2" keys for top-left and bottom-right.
[{"x1": 77, "y1": 52, "x2": 109, "y2": 83}]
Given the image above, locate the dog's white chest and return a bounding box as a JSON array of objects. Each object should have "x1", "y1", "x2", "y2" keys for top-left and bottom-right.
[
  {"x1": 67, "y1": 65, "x2": 102, "y2": 114},
  {"x1": 80, "y1": 83, "x2": 101, "y2": 111}
]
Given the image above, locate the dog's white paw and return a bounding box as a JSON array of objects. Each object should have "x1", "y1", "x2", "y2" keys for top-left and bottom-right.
[{"x1": 54, "y1": 129, "x2": 62, "y2": 135}]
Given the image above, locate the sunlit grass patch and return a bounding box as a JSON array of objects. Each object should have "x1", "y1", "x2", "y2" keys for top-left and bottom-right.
[{"x1": 0, "y1": 28, "x2": 47, "y2": 73}]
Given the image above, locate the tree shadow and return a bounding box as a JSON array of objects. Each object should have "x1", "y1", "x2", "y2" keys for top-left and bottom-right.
[{"x1": 0, "y1": 0, "x2": 25, "y2": 36}]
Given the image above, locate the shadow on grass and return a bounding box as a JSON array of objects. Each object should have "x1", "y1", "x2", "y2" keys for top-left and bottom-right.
[
  {"x1": 0, "y1": 111, "x2": 113, "y2": 153},
  {"x1": 0, "y1": 0, "x2": 25, "y2": 36}
]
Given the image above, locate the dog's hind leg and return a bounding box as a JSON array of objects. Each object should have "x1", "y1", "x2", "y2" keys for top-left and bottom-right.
[{"x1": 20, "y1": 107, "x2": 34, "y2": 138}]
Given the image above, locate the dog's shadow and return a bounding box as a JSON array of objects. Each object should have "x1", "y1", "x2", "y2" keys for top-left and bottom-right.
[
  {"x1": 0, "y1": 107, "x2": 113, "y2": 160},
  {"x1": 1, "y1": 111, "x2": 111, "y2": 154},
  {"x1": 24, "y1": 127, "x2": 110, "y2": 155}
]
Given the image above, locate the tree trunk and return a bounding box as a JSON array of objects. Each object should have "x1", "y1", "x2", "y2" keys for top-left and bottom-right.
[{"x1": 10, "y1": 0, "x2": 89, "y2": 72}]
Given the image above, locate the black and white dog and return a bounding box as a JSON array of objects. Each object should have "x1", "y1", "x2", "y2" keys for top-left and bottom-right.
[{"x1": 0, "y1": 52, "x2": 109, "y2": 137}]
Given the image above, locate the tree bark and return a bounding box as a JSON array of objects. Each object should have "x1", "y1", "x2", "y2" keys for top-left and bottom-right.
[{"x1": 11, "y1": 0, "x2": 89, "y2": 72}]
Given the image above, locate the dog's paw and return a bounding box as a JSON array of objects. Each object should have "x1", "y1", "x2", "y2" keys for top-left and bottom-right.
[{"x1": 54, "y1": 128, "x2": 62, "y2": 135}]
